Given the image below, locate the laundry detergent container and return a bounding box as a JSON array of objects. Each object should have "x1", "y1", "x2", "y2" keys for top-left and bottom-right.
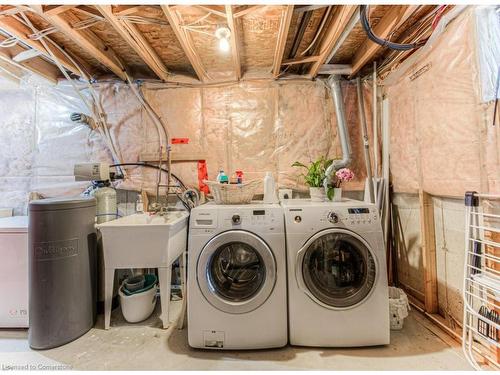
[{"x1": 28, "y1": 197, "x2": 97, "y2": 349}]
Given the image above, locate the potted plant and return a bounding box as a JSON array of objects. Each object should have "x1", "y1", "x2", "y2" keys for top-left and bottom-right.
[
  {"x1": 331, "y1": 167, "x2": 354, "y2": 201},
  {"x1": 292, "y1": 157, "x2": 333, "y2": 201}
]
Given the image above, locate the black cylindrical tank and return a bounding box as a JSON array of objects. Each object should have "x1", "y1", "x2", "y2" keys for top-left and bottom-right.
[{"x1": 28, "y1": 197, "x2": 97, "y2": 349}]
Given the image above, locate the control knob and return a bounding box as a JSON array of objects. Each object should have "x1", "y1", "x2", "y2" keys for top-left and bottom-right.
[
  {"x1": 232, "y1": 214, "x2": 241, "y2": 225},
  {"x1": 327, "y1": 211, "x2": 339, "y2": 224}
]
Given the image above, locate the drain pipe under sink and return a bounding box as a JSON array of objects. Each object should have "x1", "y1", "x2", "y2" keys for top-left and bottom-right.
[{"x1": 323, "y1": 75, "x2": 352, "y2": 191}]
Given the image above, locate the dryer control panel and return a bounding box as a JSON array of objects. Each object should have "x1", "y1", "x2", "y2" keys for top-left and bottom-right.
[{"x1": 285, "y1": 204, "x2": 380, "y2": 232}]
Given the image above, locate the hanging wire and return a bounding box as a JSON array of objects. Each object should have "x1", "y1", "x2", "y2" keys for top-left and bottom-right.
[{"x1": 0, "y1": 36, "x2": 19, "y2": 48}]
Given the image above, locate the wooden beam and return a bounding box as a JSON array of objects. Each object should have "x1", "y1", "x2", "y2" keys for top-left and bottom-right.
[
  {"x1": 37, "y1": 10, "x2": 128, "y2": 80},
  {"x1": 0, "y1": 15, "x2": 82, "y2": 76},
  {"x1": 0, "y1": 34, "x2": 59, "y2": 83},
  {"x1": 308, "y1": 5, "x2": 358, "y2": 78},
  {"x1": 194, "y1": 5, "x2": 227, "y2": 19},
  {"x1": 95, "y1": 5, "x2": 169, "y2": 81},
  {"x1": 225, "y1": 5, "x2": 241, "y2": 80},
  {"x1": 73, "y1": 5, "x2": 104, "y2": 19},
  {"x1": 234, "y1": 5, "x2": 265, "y2": 18},
  {"x1": 112, "y1": 5, "x2": 143, "y2": 16},
  {"x1": 161, "y1": 5, "x2": 206, "y2": 82},
  {"x1": 318, "y1": 63, "x2": 352, "y2": 75},
  {"x1": 419, "y1": 190, "x2": 439, "y2": 314},
  {"x1": 350, "y1": 5, "x2": 409, "y2": 76},
  {"x1": 295, "y1": 5, "x2": 329, "y2": 13},
  {"x1": 272, "y1": 5, "x2": 294, "y2": 78},
  {"x1": 282, "y1": 55, "x2": 319, "y2": 66},
  {"x1": 0, "y1": 60, "x2": 22, "y2": 83},
  {"x1": 42, "y1": 5, "x2": 75, "y2": 16}
]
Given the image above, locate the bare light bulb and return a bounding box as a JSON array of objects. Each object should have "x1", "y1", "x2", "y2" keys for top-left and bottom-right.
[
  {"x1": 215, "y1": 26, "x2": 231, "y2": 53},
  {"x1": 219, "y1": 37, "x2": 230, "y2": 52}
]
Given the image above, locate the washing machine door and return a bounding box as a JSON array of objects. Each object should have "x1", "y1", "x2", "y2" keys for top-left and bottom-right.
[
  {"x1": 197, "y1": 230, "x2": 276, "y2": 314},
  {"x1": 296, "y1": 228, "x2": 377, "y2": 310}
]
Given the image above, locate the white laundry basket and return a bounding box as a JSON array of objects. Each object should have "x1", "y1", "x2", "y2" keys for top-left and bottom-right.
[{"x1": 389, "y1": 287, "x2": 410, "y2": 330}]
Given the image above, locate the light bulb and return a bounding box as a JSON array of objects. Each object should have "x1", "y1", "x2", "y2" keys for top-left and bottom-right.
[{"x1": 219, "y1": 37, "x2": 230, "y2": 52}]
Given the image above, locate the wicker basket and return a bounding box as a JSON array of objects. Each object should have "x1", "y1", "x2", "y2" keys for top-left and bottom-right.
[{"x1": 204, "y1": 179, "x2": 261, "y2": 204}]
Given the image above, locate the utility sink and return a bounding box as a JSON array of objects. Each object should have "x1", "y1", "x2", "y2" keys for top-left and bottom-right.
[
  {"x1": 96, "y1": 210, "x2": 189, "y2": 330},
  {"x1": 97, "y1": 211, "x2": 189, "y2": 268}
]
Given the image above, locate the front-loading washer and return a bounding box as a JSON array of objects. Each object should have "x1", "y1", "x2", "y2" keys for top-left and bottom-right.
[
  {"x1": 188, "y1": 202, "x2": 287, "y2": 349},
  {"x1": 282, "y1": 198, "x2": 389, "y2": 347}
]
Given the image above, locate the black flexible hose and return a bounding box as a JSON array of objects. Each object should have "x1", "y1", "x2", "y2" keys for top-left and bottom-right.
[
  {"x1": 109, "y1": 162, "x2": 187, "y2": 190},
  {"x1": 360, "y1": 5, "x2": 424, "y2": 51}
]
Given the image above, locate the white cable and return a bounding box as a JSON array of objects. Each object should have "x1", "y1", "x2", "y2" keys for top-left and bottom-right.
[{"x1": 17, "y1": 7, "x2": 126, "y2": 176}]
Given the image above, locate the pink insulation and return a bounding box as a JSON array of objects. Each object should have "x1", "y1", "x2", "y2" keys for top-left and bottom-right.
[{"x1": 385, "y1": 8, "x2": 500, "y2": 197}]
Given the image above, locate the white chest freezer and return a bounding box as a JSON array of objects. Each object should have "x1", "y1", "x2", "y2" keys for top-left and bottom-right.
[{"x1": 0, "y1": 216, "x2": 28, "y2": 328}]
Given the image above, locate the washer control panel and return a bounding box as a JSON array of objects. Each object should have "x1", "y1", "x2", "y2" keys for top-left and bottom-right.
[{"x1": 286, "y1": 205, "x2": 379, "y2": 229}]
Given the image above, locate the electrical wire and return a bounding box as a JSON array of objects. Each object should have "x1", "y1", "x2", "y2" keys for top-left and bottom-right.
[
  {"x1": 16, "y1": 7, "x2": 126, "y2": 177},
  {"x1": 493, "y1": 65, "x2": 500, "y2": 127},
  {"x1": 360, "y1": 5, "x2": 425, "y2": 51},
  {"x1": 109, "y1": 162, "x2": 187, "y2": 190}
]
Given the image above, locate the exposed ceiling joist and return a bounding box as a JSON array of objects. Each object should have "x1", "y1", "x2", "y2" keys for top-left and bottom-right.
[
  {"x1": 295, "y1": 5, "x2": 329, "y2": 13},
  {"x1": 225, "y1": 5, "x2": 241, "y2": 80},
  {"x1": 42, "y1": 5, "x2": 75, "y2": 16},
  {"x1": 0, "y1": 34, "x2": 59, "y2": 83},
  {"x1": 350, "y1": 5, "x2": 410, "y2": 76},
  {"x1": 282, "y1": 55, "x2": 319, "y2": 66},
  {"x1": 96, "y1": 5, "x2": 170, "y2": 81},
  {"x1": 112, "y1": 5, "x2": 143, "y2": 16},
  {"x1": 318, "y1": 64, "x2": 352, "y2": 75},
  {"x1": 324, "y1": 9, "x2": 360, "y2": 65},
  {"x1": 194, "y1": 5, "x2": 226, "y2": 19},
  {"x1": 0, "y1": 15, "x2": 82, "y2": 76},
  {"x1": 161, "y1": 5, "x2": 207, "y2": 82},
  {"x1": 272, "y1": 5, "x2": 294, "y2": 78},
  {"x1": 234, "y1": 5, "x2": 265, "y2": 18},
  {"x1": 308, "y1": 5, "x2": 358, "y2": 78},
  {"x1": 37, "y1": 9, "x2": 128, "y2": 80}
]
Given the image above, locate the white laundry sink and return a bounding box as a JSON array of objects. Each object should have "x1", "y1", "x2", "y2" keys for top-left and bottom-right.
[{"x1": 97, "y1": 211, "x2": 189, "y2": 268}]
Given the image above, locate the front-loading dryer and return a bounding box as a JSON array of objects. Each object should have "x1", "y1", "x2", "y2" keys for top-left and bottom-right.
[
  {"x1": 188, "y1": 202, "x2": 287, "y2": 349},
  {"x1": 282, "y1": 198, "x2": 389, "y2": 347}
]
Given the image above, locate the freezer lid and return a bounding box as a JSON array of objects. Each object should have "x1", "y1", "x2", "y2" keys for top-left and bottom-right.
[{"x1": 0, "y1": 216, "x2": 28, "y2": 232}]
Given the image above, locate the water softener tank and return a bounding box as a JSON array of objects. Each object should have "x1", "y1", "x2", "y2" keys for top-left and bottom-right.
[
  {"x1": 91, "y1": 182, "x2": 117, "y2": 224},
  {"x1": 28, "y1": 197, "x2": 97, "y2": 349}
]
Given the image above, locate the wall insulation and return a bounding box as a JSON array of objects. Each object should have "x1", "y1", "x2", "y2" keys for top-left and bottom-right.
[
  {"x1": 387, "y1": 6, "x2": 499, "y2": 328},
  {"x1": 0, "y1": 77, "x2": 373, "y2": 215},
  {"x1": 385, "y1": 6, "x2": 499, "y2": 197}
]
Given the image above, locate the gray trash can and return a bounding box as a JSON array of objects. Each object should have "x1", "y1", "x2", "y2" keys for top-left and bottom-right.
[{"x1": 28, "y1": 197, "x2": 97, "y2": 349}]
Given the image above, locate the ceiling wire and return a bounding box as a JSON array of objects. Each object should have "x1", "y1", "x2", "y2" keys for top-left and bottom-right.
[{"x1": 300, "y1": 6, "x2": 331, "y2": 57}]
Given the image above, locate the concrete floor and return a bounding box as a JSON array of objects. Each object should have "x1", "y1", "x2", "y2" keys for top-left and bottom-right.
[{"x1": 0, "y1": 301, "x2": 473, "y2": 371}]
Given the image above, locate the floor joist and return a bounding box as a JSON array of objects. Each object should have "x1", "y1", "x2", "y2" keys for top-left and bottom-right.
[
  {"x1": 225, "y1": 5, "x2": 241, "y2": 80},
  {"x1": 35, "y1": 8, "x2": 128, "y2": 80},
  {"x1": 96, "y1": 5, "x2": 170, "y2": 81},
  {"x1": 350, "y1": 5, "x2": 410, "y2": 76},
  {"x1": 272, "y1": 5, "x2": 294, "y2": 78},
  {"x1": 161, "y1": 5, "x2": 207, "y2": 82},
  {"x1": 308, "y1": 5, "x2": 358, "y2": 78},
  {"x1": 0, "y1": 15, "x2": 82, "y2": 77}
]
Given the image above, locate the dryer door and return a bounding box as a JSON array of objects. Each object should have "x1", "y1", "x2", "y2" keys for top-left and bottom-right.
[
  {"x1": 197, "y1": 230, "x2": 277, "y2": 314},
  {"x1": 296, "y1": 228, "x2": 377, "y2": 310}
]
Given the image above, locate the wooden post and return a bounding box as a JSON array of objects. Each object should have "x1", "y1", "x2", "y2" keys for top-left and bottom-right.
[{"x1": 419, "y1": 189, "x2": 439, "y2": 313}]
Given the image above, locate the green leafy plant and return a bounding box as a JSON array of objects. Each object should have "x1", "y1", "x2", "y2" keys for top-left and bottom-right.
[{"x1": 292, "y1": 157, "x2": 335, "y2": 199}]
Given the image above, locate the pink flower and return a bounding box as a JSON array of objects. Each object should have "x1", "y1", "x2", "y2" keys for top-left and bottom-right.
[{"x1": 335, "y1": 168, "x2": 354, "y2": 183}]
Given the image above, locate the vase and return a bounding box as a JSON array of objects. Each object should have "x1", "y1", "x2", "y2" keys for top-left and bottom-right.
[
  {"x1": 309, "y1": 187, "x2": 326, "y2": 202},
  {"x1": 332, "y1": 187, "x2": 342, "y2": 202}
]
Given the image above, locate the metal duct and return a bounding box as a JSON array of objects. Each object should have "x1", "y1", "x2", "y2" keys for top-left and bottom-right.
[{"x1": 323, "y1": 75, "x2": 352, "y2": 190}]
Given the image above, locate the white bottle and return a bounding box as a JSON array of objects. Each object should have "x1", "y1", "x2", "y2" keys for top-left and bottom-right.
[
  {"x1": 136, "y1": 195, "x2": 144, "y2": 214},
  {"x1": 263, "y1": 172, "x2": 278, "y2": 204}
]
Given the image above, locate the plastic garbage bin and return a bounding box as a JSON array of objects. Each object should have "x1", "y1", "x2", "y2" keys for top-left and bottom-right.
[{"x1": 28, "y1": 197, "x2": 97, "y2": 349}]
